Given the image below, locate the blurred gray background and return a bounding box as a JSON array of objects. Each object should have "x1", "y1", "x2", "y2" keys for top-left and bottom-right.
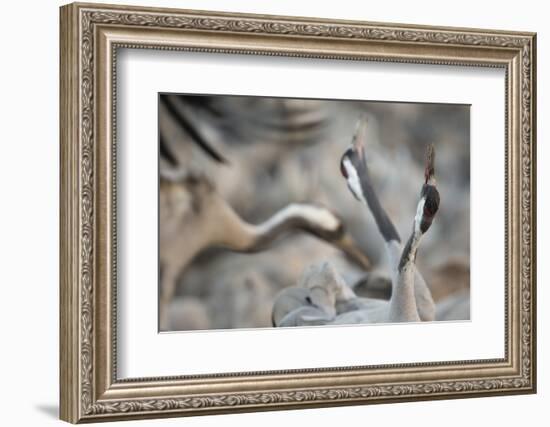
[{"x1": 159, "y1": 94, "x2": 470, "y2": 331}]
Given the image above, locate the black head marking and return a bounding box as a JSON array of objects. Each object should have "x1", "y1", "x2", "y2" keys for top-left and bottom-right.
[
  {"x1": 341, "y1": 147, "x2": 364, "y2": 174},
  {"x1": 419, "y1": 184, "x2": 440, "y2": 233},
  {"x1": 340, "y1": 148, "x2": 361, "y2": 178},
  {"x1": 340, "y1": 149, "x2": 365, "y2": 202},
  {"x1": 339, "y1": 150, "x2": 350, "y2": 179}
]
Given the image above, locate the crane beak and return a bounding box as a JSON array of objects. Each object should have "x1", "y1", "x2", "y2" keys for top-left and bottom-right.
[
  {"x1": 351, "y1": 115, "x2": 368, "y2": 160},
  {"x1": 333, "y1": 233, "x2": 371, "y2": 271},
  {"x1": 424, "y1": 143, "x2": 436, "y2": 185}
]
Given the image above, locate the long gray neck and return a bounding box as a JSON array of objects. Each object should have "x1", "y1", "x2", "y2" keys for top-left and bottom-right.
[
  {"x1": 389, "y1": 230, "x2": 422, "y2": 322},
  {"x1": 398, "y1": 231, "x2": 421, "y2": 272},
  {"x1": 352, "y1": 157, "x2": 401, "y2": 243},
  {"x1": 362, "y1": 179, "x2": 400, "y2": 243}
]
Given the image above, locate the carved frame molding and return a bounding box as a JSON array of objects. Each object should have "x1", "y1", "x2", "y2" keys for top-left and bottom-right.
[{"x1": 60, "y1": 2, "x2": 536, "y2": 423}]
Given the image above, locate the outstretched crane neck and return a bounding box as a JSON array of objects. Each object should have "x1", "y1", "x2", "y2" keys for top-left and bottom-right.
[{"x1": 340, "y1": 150, "x2": 401, "y2": 243}]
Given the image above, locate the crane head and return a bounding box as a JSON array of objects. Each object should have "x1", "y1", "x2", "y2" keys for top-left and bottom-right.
[
  {"x1": 340, "y1": 115, "x2": 369, "y2": 202},
  {"x1": 415, "y1": 144, "x2": 440, "y2": 235}
]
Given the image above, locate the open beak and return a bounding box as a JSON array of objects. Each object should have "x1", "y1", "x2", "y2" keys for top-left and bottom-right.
[{"x1": 333, "y1": 233, "x2": 371, "y2": 271}]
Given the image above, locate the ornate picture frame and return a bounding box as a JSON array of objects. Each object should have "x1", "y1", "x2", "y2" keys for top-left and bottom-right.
[{"x1": 60, "y1": 2, "x2": 536, "y2": 423}]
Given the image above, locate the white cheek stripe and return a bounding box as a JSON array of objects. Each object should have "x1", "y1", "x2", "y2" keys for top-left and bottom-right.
[
  {"x1": 342, "y1": 157, "x2": 365, "y2": 203},
  {"x1": 414, "y1": 197, "x2": 426, "y2": 234}
]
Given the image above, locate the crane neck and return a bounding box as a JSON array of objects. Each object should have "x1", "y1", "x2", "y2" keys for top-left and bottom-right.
[
  {"x1": 253, "y1": 204, "x2": 342, "y2": 250},
  {"x1": 388, "y1": 227, "x2": 423, "y2": 323},
  {"x1": 214, "y1": 203, "x2": 342, "y2": 252}
]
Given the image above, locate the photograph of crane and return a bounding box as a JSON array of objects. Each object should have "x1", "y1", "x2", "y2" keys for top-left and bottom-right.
[{"x1": 158, "y1": 93, "x2": 470, "y2": 332}]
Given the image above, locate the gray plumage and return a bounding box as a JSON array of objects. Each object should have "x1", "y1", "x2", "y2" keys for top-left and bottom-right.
[
  {"x1": 272, "y1": 286, "x2": 334, "y2": 327},
  {"x1": 339, "y1": 116, "x2": 439, "y2": 323}
]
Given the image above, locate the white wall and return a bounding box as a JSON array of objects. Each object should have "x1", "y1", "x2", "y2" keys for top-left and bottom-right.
[{"x1": 0, "y1": 0, "x2": 545, "y2": 425}]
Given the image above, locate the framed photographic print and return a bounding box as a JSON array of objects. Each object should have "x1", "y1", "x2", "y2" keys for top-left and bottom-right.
[{"x1": 59, "y1": 2, "x2": 537, "y2": 423}]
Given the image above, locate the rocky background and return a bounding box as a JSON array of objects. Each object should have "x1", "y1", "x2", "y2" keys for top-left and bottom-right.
[{"x1": 159, "y1": 94, "x2": 470, "y2": 331}]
